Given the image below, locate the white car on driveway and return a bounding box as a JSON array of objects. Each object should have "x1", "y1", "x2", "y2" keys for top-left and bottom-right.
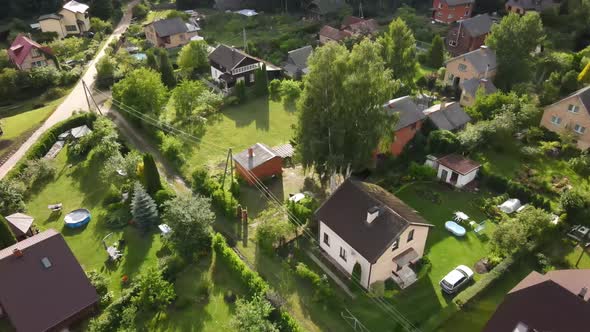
[{"x1": 440, "y1": 265, "x2": 474, "y2": 294}]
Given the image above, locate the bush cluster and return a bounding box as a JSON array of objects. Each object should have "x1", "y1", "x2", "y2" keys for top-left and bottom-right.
[
  {"x1": 192, "y1": 169, "x2": 239, "y2": 218},
  {"x1": 212, "y1": 233, "x2": 302, "y2": 332},
  {"x1": 294, "y1": 262, "x2": 333, "y2": 301},
  {"x1": 482, "y1": 171, "x2": 551, "y2": 210}
]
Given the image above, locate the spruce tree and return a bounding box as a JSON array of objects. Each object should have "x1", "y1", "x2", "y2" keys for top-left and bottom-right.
[
  {"x1": 131, "y1": 182, "x2": 159, "y2": 229},
  {"x1": 142, "y1": 153, "x2": 162, "y2": 195},
  {"x1": 253, "y1": 64, "x2": 268, "y2": 97},
  {"x1": 158, "y1": 51, "x2": 176, "y2": 88},
  {"x1": 428, "y1": 35, "x2": 444, "y2": 69},
  {"x1": 0, "y1": 215, "x2": 16, "y2": 249}
]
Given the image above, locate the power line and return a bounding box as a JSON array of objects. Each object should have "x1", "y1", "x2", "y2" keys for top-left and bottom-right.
[{"x1": 92, "y1": 87, "x2": 420, "y2": 332}]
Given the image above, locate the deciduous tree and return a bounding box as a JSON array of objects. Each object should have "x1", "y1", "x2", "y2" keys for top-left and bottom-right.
[
  {"x1": 379, "y1": 18, "x2": 418, "y2": 84},
  {"x1": 0, "y1": 180, "x2": 25, "y2": 216},
  {"x1": 161, "y1": 193, "x2": 215, "y2": 258},
  {"x1": 486, "y1": 12, "x2": 545, "y2": 90},
  {"x1": 96, "y1": 55, "x2": 115, "y2": 89},
  {"x1": 231, "y1": 295, "x2": 278, "y2": 332},
  {"x1": 171, "y1": 80, "x2": 205, "y2": 118},
  {"x1": 296, "y1": 40, "x2": 399, "y2": 181},
  {"x1": 132, "y1": 267, "x2": 175, "y2": 312},
  {"x1": 112, "y1": 68, "x2": 168, "y2": 117},
  {"x1": 90, "y1": 0, "x2": 114, "y2": 21},
  {"x1": 177, "y1": 40, "x2": 209, "y2": 78}
]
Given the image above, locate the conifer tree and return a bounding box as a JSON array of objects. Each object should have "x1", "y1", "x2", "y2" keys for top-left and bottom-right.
[{"x1": 131, "y1": 182, "x2": 159, "y2": 229}]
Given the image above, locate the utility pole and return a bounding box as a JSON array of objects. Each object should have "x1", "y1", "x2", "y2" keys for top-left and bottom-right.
[
  {"x1": 82, "y1": 80, "x2": 103, "y2": 115},
  {"x1": 82, "y1": 80, "x2": 92, "y2": 112},
  {"x1": 221, "y1": 148, "x2": 233, "y2": 190}
]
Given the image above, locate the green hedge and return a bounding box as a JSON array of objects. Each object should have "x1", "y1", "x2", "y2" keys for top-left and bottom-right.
[
  {"x1": 7, "y1": 113, "x2": 97, "y2": 179},
  {"x1": 211, "y1": 233, "x2": 302, "y2": 332},
  {"x1": 481, "y1": 171, "x2": 551, "y2": 210},
  {"x1": 453, "y1": 255, "x2": 516, "y2": 308},
  {"x1": 192, "y1": 169, "x2": 239, "y2": 218}
]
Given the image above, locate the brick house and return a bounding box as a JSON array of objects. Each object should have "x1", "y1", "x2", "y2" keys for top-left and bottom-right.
[
  {"x1": 540, "y1": 86, "x2": 590, "y2": 150},
  {"x1": 316, "y1": 179, "x2": 433, "y2": 289},
  {"x1": 318, "y1": 25, "x2": 352, "y2": 45},
  {"x1": 7, "y1": 34, "x2": 56, "y2": 71},
  {"x1": 446, "y1": 14, "x2": 494, "y2": 57},
  {"x1": 143, "y1": 17, "x2": 198, "y2": 49},
  {"x1": 233, "y1": 143, "x2": 284, "y2": 185},
  {"x1": 444, "y1": 46, "x2": 497, "y2": 105},
  {"x1": 384, "y1": 96, "x2": 426, "y2": 156},
  {"x1": 433, "y1": 0, "x2": 475, "y2": 24},
  {"x1": 0, "y1": 229, "x2": 99, "y2": 332},
  {"x1": 505, "y1": 0, "x2": 561, "y2": 15}
]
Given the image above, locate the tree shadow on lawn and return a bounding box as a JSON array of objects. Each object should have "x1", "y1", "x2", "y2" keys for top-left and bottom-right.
[
  {"x1": 238, "y1": 176, "x2": 284, "y2": 218},
  {"x1": 223, "y1": 97, "x2": 270, "y2": 131},
  {"x1": 120, "y1": 228, "x2": 156, "y2": 278}
]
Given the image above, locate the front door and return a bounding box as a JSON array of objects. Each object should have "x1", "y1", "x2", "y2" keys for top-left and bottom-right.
[
  {"x1": 450, "y1": 172, "x2": 459, "y2": 184},
  {"x1": 440, "y1": 169, "x2": 449, "y2": 182}
]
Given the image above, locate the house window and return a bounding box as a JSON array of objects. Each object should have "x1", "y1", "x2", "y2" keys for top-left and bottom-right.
[
  {"x1": 458, "y1": 64, "x2": 467, "y2": 72},
  {"x1": 568, "y1": 104, "x2": 579, "y2": 113},
  {"x1": 31, "y1": 48, "x2": 41, "y2": 58},
  {"x1": 65, "y1": 25, "x2": 78, "y2": 32},
  {"x1": 339, "y1": 247, "x2": 347, "y2": 261},
  {"x1": 179, "y1": 34, "x2": 186, "y2": 41},
  {"x1": 574, "y1": 124, "x2": 587, "y2": 134},
  {"x1": 323, "y1": 233, "x2": 330, "y2": 246},
  {"x1": 392, "y1": 240, "x2": 399, "y2": 251},
  {"x1": 250, "y1": 73, "x2": 255, "y2": 82},
  {"x1": 407, "y1": 229, "x2": 414, "y2": 243},
  {"x1": 550, "y1": 115, "x2": 562, "y2": 126},
  {"x1": 449, "y1": 40, "x2": 457, "y2": 47},
  {"x1": 448, "y1": 14, "x2": 454, "y2": 19},
  {"x1": 32, "y1": 60, "x2": 46, "y2": 67}
]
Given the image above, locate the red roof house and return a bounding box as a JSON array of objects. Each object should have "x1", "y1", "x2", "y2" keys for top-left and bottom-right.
[
  {"x1": 433, "y1": 0, "x2": 474, "y2": 24},
  {"x1": 233, "y1": 143, "x2": 284, "y2": 185},
  {"x1": 0, "y1": 229, "x2": 99, "y2": 332},
  {"x1": 7, "y1": 34, "x2": 56, "y2": 71},
  {"x1": 319, "y1": 25, "x2": 353, "y2": 45}
]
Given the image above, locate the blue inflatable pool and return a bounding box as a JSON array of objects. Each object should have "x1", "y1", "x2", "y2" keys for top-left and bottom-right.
[{"x1": 64, "y1": 209, "x2": 91, "y2": 228}]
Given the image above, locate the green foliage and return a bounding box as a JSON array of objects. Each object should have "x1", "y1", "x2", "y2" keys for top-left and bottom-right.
[
  {"x1": 268, "y1": 79, "x2": 281, "y2": 100},
  {"x1": 178, "y1": 40, "x2": 209, "y2": 78},
  {"x1": 191, "y1": 169, "x2": 239, "y2": 218},
  {"x1": 234, "y1": 80, "x2": 246, "y2": 102},
  {"x1": 466, "y1": 91, "x2": 522, "y2": 121},
  {"x1": 0, "y1": 180, "x2": 25, "y2": 216},
  {"x1": 158, "y1": 51, "x2": 176, "y2": 88},
  {"x1": 103, "y1": 184, "x2": 122, "y2": 205},
  {"x1": 71, "y1": 116, "x2": 120, "y2": 158},
  {"x1": 132, "y1": 267, "x2": 176, "y2": 312},
  {"x1": 485, "y1": 12, "x2": 545, "y2": 89},
  {"x1": 146, "y1": 50, "x2": 158, "y2": 70},
  {"x1": 0, "y1": 50, "x2": 10, "y2": 70},
  {"x1": 87, "y1": 270, "x2": 113, "y2": 308},
  {"x1": 0, "y1": 215, "x2": 17, "y2": 249},
  {"x1": 100, "y1": 150, "x2": 142, "y2": 183},
  {"x1": 158, "y1": 254, "x2": 186, "y2": 282},
  {"x1": 286, "y1": 197, "x2": 316, "y2": 226},
  {"x1": 161, "y1": 193, "x2": 215, "y2": 258},
  {"x1": 296, "y1": 40, "x2": 399, "y2": 182},
  {"x1": 295, "y1": 262, "x2": 333, "y2": 301},
  {"x1": 427, "y1": 130, "x2": 460, "y2": 155},
  {"x1": 154, "y1": 188, "x2": 176, "y2": 207},
  {"x1": 254, "y1": 64, "x2": 269, "y2": 97},
  {"x1": 112, "y1": 68, "x2": 168, "y2": 118},
  {"x1": 568, "y1": 153, "x2": 590, "y2": 176},
  {"x1": 132, "y1": 3, "x2": 149, "y2": 19},
  {"x1": 255, "y1": 208, "x2": 295, "y2": 252},
  {"x1": 408, "y1": 162, "x2": 437, "y2": 181},
  {"x1": 489, "y1": 208, "x2": 553, "y2": 256},
  {"x1": 142, "y1": 153, "x2": 162, "y2": 195},
  {"x1": 90, "y1": 0, "x2": 113, "y2": 21},
  {"x1": 17, "y1": 158, "x2": 56, "y2": 189},
  {"x1": 231, "y1": 295, "x2": 279, "y2": 332},
  {"x1": 90, "y1": 17, "x2": 113, "y2": 34},
  {"x1": 379, "y1": 18, "x2": 418, "y2": 85},
  {"x1": 280, "y1": 79, "x2": 302, "y2": 104},
  {"x1": 560, "y1": 189, "x2": 590, "y2": 225},
  {"x1": 41, "y1": 87, "x2": 67, "y2": 101},
  {"x1": 428, "y1": 34, "x2": 444, "y2": 69},
  {"x1": 454, "y1": 255, "x2": 515, "y2": 307},
  {"x1": 96, "y1": 55, "x2": 115, "y2": 89},
  {"x1": 578, "y1": 62, "x2": 590, "y2": 82},
  {"x1": 560, "y1": 70, "x2": 580, "y2": 95},
  {"x1": 48, "y1": 37, "x2": 86, "y2": 60},
  {"x1": 131, "y1": 182, "x2": 159, "y2": 229},
  {"x1": 172, "y1": 80, "x2": 206, "y2": 118},
  {"x1": 482, "y1": 172, "x2": 551, "y2": 210}
]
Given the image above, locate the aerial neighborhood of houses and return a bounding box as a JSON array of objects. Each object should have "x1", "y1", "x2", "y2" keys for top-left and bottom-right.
[{"x1": 2, "y1": 0, "x2": 590, "y2": 331}]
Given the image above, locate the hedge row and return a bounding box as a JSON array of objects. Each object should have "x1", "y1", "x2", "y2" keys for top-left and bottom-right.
[
  {"x1": 192, "y1": 169, "x2": 239, "y2": 218},
  {"x1": 7, "y1": 113, "x2": 97, "y2": 179},
  {"x1": 482, "y1": 171, "x2": 551, "y2": 210},
  {"x1": 211, "y1": 233, "x2": 302, "y2": 332},
  {"x1": 453, "y1": 255, "x2": 516, "y2": 308}
]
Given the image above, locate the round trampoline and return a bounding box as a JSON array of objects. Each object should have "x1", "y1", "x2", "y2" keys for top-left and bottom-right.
[{"x1": 64, "y1": 209, "x2": 91, "y2": 228}]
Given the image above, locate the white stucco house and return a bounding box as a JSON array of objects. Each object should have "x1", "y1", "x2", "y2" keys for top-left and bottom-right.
[
  {"x1": 38, "y1": 0, "x2": 90, "y2": 39},
  {"x1": 316, "y1": 179, "x2": 433, "y2": 289},
  {"x1": 426, "y1": 154, "x2": 481, "y2": 188}
]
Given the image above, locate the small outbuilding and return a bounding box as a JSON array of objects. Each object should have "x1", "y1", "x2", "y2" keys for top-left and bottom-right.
[
  {"x1": 426, "y1": 154, "x2": 481, "y2": 188},
  {"x1": 4, "y1": 213, "x2": 35, "y2": 240},
  {"x1": 233, "y1": 143, "x2": 283, "y2": 185}
]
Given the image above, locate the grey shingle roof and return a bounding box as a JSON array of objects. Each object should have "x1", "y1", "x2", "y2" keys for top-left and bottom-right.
[
  {"x1": 424, "y1": 102, "x2": 471, "y2": 131},
  {"x1": 39, "y1": 13, "x2": 62, "y2": 20},
  {"x1": 233, "y1": 143, "x2": 278, "y2": 171},
  {"x1": 448, "y1": 46, "x2": 497, "y2": 74},
  {"x1": 461, "y1": 77, "x2": 497, "y2": 97},
  {"x1": 150, "y1": 17, "x2": 188, "y2": 37},
  {"x1": 209, "y1": 44, "x2": 258, "y2": 71},
  {"x1": 443, "y1": 0, "x2": 475, "y2": 5},
  {"x1": 316, "y1": 179, "x2": 432, "y2": 263},
  {"x1": 287, "y1": 45, "x2": 312, "y2": 69},
  {"x1": 384, "y1": 96, "x2": 426, "y2": 131},
  {"x1": 460, "y1": 14, "x2": 493, "y2": 37}
]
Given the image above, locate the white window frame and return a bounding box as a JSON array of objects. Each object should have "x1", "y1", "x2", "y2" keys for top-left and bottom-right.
[
  {"x1": 574, "y1": 124, "x2": 586, "y2": 134},
  {"x1": 391, "y1": 240, "x2": 399, "y2": 251},
  {"x1": 232, "y1": 63, "x2": 260, "y2": 75},
  {"x1": 568, "y1": 104, "x2": 579, "y2": 113},
  {"x1": 323, "y1": 233, "x2": 330, "y2": 246},
  {"x1": 339, "y1": 247, "x2": 347, "y2": 262},
  {"x1": 551, "y1": 115, "x2": 562, "y2": 126}
]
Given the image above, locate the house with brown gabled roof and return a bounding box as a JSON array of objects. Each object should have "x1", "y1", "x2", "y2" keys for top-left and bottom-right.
[
  {"x1": 0, "y1": 229, "x2": 99, "y2": 332},
  {"x1": 318, "y1": 25, "x2": 353, "y2": 45},
  {"x1": 7, "y1": 34, "x2": 56, "y2": 71},
  {"x1": 426, "y1": 154, "x2": 481, "y2": 188},
  {"x1": 316, "y1": 179, "x2": 433, "y2": 289},
  {"x1": 484, "y1": 269, "x2": 590, "y2": 332},
  {"x1": 341, "y1": 16, "x2": 379, "y2": 36},
  {"x1": 540, "y1": 86, "x2": 590, "y2": 150}
]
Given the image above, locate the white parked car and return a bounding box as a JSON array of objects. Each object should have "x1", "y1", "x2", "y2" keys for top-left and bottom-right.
[{"x1": 440, "y1": 265, "x2": 474, "y2": 294}]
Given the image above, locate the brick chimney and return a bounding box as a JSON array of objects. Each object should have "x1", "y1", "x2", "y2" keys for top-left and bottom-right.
[
  {"x1": 248, "y1": 147, "x2": 254, "y2": 158},
  {"x1": 578, "y1": 286, "x2": 588, "y2": 299}
]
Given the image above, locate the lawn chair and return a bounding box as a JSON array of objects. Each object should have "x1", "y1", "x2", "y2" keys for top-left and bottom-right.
[
  {"x1": 107, "y1": 246, "x2": 123, "y2": 261},
  {"x1": 473, "y1": 221, "x2": 486, "y2": 235},
  {"x1": 48, "y1": 203, "x2": 63, "y2": 213}
]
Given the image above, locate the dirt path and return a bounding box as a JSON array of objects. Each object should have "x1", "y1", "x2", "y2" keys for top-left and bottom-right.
[{"x1": 0, "y1": 0, "x2": 140, "y2": 179}]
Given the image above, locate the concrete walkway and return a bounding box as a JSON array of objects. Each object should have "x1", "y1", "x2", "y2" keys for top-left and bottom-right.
[
  {"x1": 0, "y1": 0, "x2": 140, "y2": 179},
  {"x1": 306, "y1": 250, "x2": 356, "y2": 298}
]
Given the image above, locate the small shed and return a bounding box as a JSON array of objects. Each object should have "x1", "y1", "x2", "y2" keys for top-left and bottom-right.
[
  {"x1": 233, "y1": 143, "x2": 283, "y2": 185},
  {"x1": 4, "y1": 213, "x2": 35, "y2": 240},
  {"x1": 427, "y1": 154, "x2": 481, "y2": 188}
]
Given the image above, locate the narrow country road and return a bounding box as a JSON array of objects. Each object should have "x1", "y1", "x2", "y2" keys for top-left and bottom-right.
[{"x1": 0, "y1": 0, "x2": 140, "y2": 179}]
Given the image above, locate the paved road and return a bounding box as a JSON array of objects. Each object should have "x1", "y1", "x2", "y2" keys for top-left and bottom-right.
[{"x1": 0, "y1": 0, "x2": 139, "y2": 179}]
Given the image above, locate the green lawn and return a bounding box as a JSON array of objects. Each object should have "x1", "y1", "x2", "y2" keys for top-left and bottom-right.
[
  {"x1": 176, "y1": 97, "x2": 298, "y2": 177},
  {"x1": 23, "y1": 147, "x2": 246, "y2": 330},
  {"x1": 0, "y1": 98, "x2": 63, "y2": 155}
]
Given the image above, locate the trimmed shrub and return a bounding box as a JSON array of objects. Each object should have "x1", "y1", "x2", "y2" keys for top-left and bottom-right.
[
  {"x1": 408, "y1": 162, "x2": 437, "y2": 181},
  {"x1": 454, "y1": 255, "x2": 515, "y2": 307},
  {"x1": 103, "y1": 184, "x2": 122, "y2": 205},
  {"x1": 192, "y1": 169, "x2": 239, "y2": 218},
  {"x1": 159, "y1": 254, "x2": 186, "y2": 282},
  {"x1": 269, "y1": 79, "x2": 281, "y2": 101},
  {"x1": 481, "y1": 171, "x2": 551, "y2": 210},
  {"x1": 154, "y1": 188, "x2": 176, "y2": 207}
]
